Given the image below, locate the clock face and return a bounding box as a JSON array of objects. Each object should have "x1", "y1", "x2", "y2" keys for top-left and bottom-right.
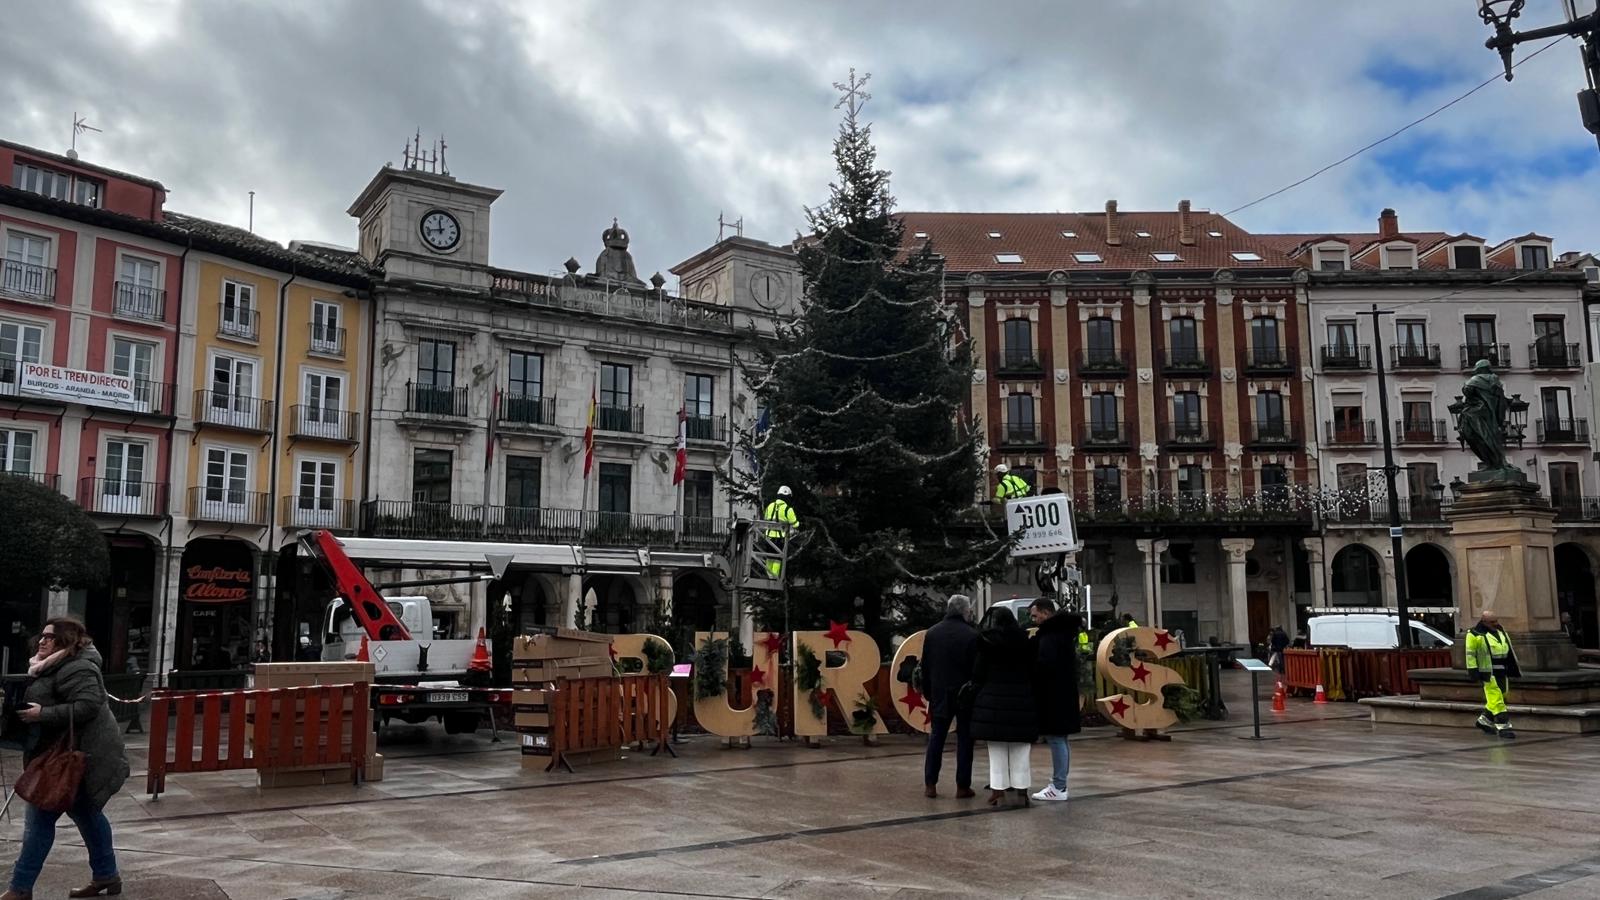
[
  {"x1": 419, "y1": 209, "x2": 461, "y2": 251},
  {"x1": 749, "y1": 271, "x2": 786, "y2": 309}
]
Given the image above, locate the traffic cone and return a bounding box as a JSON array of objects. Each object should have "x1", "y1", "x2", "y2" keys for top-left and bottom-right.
[
  {"x1": 355, "y1": 634, "x2": 370, "y2": 662},
  {"x1": 1314, "y1": 683, "x2": 1328, "y2": 704},
  {"x1": 1271, "y1": 680, "x2": 1287, "y2": 714},
  {"x1": 469, "y1": 626, "x2": 492, "y2": 672}
]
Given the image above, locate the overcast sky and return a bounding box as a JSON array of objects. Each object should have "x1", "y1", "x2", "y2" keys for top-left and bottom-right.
[{"x1": 5, "y1": 1, "x2": 1597, "y2": 281}]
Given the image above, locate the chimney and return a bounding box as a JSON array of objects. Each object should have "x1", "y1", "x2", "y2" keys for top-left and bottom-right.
[
  {"x1": 1105, "y1": 200, "x2": 1121, "y2": 246},
  {"x1": 1378, "y1": 208, "x2": 1399, "y2": 239},
  {"x1": 1178, "y1": 199, "x2": 1194, "y2": 246}
]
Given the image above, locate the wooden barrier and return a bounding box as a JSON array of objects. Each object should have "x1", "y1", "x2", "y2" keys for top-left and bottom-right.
[
  {"x1": 547, "y1": 674, "x2": 676, "y2": 773},
  {"x1": 1284, "y1": 648, "x2": 1453, "y2": 700},
  {"x1": 1284, "y1": 649, "x2": 1323, "y2": 695},
  {"x1": 146, "y1": 682, "x2": 369, "y2": 799}
]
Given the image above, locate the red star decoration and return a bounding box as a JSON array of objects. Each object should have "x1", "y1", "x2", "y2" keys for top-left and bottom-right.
[
  {"x1": 1108, "y1": 696, "x2": 1130, "y2": 719},
  {"x1": 760, "y1": 632, "x2": 784, "y2": 657},
  {"x1": 899, "y1": 686, "x2": 926, "y2": 712},
  {"x1": 749, "y1": 665, "x2": 767, "y2": 687},
  {"x1": 920, "y1": 709, "x2": 932, "y2": 725},
  {"x1": 1153, "y1": 630, "x2": 1176, "y2": 651},
  {"x1": 824, "y1": 621, "x2": 852, "y2": 648},
  {"x1": 1131, "y1": 662, "x2": 1152, "y2": 684}
]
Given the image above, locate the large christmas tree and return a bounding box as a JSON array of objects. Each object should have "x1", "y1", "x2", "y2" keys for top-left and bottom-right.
[{"x1": 735, "y1": 73, "x2": 1012, "y2": 643}]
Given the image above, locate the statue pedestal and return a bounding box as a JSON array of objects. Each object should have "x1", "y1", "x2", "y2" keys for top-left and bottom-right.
[{"x1": 1362, "y1": 480, "x2": 1600, "y2": 732}]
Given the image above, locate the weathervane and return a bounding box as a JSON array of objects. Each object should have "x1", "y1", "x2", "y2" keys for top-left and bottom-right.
[
  {"x1": 832, "y1": 67, "x2": 872, "y2": 126},
  {"x1": 69, "y1": 112, "x2": 100, "y2": 159}
]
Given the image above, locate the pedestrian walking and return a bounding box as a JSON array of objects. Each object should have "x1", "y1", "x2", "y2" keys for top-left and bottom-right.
[
  {"x1": 1466, "y1": 609, "x2": 1521, "y2": 739},
  {"x1": 1268, "y1": 626, "x2": 1290, "y2": 674},
  {"x1": 916, "y1": 595, "x2": 979, "y2": 799},
  {"x1": 970, "y1": 606, "x2": 1037, "y2": 807},
  {"x1": 1028, "y1": 600, "x2": 1081, "y2": 802},
  {"x1": 4, "y1": 617, "x2": 130, "y2": 899}
]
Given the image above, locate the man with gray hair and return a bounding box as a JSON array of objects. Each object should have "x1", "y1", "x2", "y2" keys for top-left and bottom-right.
[{"x1": 917, "y1": 594, "x2": 979, "y2": 798}]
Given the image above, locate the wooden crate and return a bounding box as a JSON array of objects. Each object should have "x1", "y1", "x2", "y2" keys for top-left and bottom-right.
[{"x1": 249, "y1": 661, "x2": 383, "y2": 786}]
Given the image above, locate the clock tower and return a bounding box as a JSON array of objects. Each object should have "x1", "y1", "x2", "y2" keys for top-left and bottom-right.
[{"x1": 347, "y1": 157, "x2": 503, "y2": 289}]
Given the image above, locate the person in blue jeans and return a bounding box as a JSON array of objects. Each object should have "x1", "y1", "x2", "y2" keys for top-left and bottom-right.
[
  {"x1": 6, "y1": 617, "x2": 129, "y2": 900},
  {"x1": 1028, "y1": 600, "x2": 1082, "y2": 802}
]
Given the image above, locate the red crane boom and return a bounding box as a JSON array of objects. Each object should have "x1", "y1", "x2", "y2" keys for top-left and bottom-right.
[{"x1": 300, "y1": 530, "x2": 412, "y2": 642}]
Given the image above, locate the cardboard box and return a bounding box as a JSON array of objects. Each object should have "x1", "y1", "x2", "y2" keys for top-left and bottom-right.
[
  {"x1": 512, "y1": 631, "x2": 610, "y2": 660},
  {"x1": 514, "y1": 711, "x2": 550, "y2": 729},
  {"x1": 511, "y1": 689, "x2": 548, "y2": 706}
]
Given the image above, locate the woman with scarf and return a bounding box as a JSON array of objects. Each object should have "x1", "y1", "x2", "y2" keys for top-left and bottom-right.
[{"x1": 969, "y1": 606, "x2": 1038, "y2": 807}]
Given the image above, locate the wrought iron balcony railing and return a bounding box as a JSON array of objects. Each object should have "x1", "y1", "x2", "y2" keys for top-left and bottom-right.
[
  {"x1": 78, "y1": 477, "x2": 167, "y2": 517},
  {"x1": 406, "y1": 382, "x2": 469, "y2": 417},
  {"x1": 188, "y1": 486, "x2": 270, "y2": 525},
  {"x1": 0, "y1": 259, "x2": 56, "y2": 304},
  {"x1": 113, "y1": 281, "x2": 165, "y2": 321},
  {"x1": 1390, "y1": 343, "x2": 1441, "y2": 369},
  {"x1": 1320, "y1": 344, "x2": 1371, "y2": 370}
]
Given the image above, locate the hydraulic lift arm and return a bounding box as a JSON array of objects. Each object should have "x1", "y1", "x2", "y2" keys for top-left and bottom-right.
[{"x1": 299, "y1": 530, "x2": 413, "y2": 642}]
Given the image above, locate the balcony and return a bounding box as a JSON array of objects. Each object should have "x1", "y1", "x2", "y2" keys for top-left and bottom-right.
[
  {"x1": 1325, "y1": 497, "x2": 1453, "y2": 525},
  {"x1": 1553, "y1": 497, "x2": 1600, "y2": 523},
  {"x1": 1324, "y1": 419, "x2": 1376, "y2": 446},
  {"x1": 1459, "y1": 343, "x2": 1510, "y2": 370},
  {"x1": 1320, "y1": 344, "x2": 1371, "y2": 370},
  {"x1": 1536, "y1": 418, "x2": 1590, "y2": 444},
  {"x1": 1390, "y1": 344, "x2": 1441, "y2": 369},
  {"x1": 687, "y1": 414, "x2": 727, "y2": 443},
  {"x1": 1069, "y1": 485, "x2": 1315, "y2": 528},
  {"x1": 1396, "y1": 419, "x2": 1447, "y2": 444},
  {"x1": 994, "y1": 347, "x2": 1041, "y2": 375},
  {"x1": 289, "y1": 404, "x2": 360, "y2": 443},
  {"x1": 1529, "y1": 342, "x2": 1582, "y2": 369},
  {"x1": 1078, "y1": 348, "x2": 1128, "y2": 376},
  {"x1": 597, "y1": 404, "x2": 645, "y2": 434},
  {"x1": 281, "y1": 496, "x2": 357, "y2": 532},
  {"x1": 194, "y1": 390, "x2": 272, "y2": 432},
  {"x1": 78, "y1": 477, "x2": 167, "y2": 518},
  {"x1": 309, "y1": 323, "x2": 346, "y2": 358},
  {"x1": 498, "y1": 392, "x2": 555, "y2": 427},
  {"x1": 1244, "y1": 345, "x2": 1294, "y2": 374},
  {"x1": 1080, "y1": 422, "x2": 1128, "y2": 449},
  {"x1": 999, "y1": 422, "x2": 1044, "y2": 447},
  {"x1": 1160, "y1": 348, "x2": 1209, "y2": 375},
  {"x1": 113, "y1": 281, "x2": 165, "y2": 322},
  {"x1": 0, "y1": 356, "x2": 174, "y2": 416},
  {"x1": 1162, "y1": 420, "x2": 1213, "y2": 447},
  {"x1": 360, "y1": 500, "x2": 729, "y2": 549},
  {"x1": 1250, "y1": 420, "x2": 1298, "y2": 447},
  {"x1": 406, "y1": 382, "x2": 469, "y2": 418},
  {"x1": 1, "y1": 259, "x2": 56, "y2": 305},
  {"x1": 0, "y1": 471, "x2": 60, "y2": 491},
  {"x1": 188, "y1": 486, "x2": 270, "y2": 526},
  {"x1": 217, "y1": 306, "x2": 257, "y2": 342}
]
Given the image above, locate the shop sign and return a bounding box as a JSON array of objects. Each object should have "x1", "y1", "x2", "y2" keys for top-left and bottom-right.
[
  {"x1": 181, "y1": 565, "x2": 252, "y2": 603},
  {"x1": 18, "y1": 363, "x2": 139, "y2": 411}
]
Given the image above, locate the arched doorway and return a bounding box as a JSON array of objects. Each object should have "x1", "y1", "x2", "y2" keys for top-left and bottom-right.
[
  {"x1": 514, "y1": 573, "x2": 552, "y2": 633},
  {"x1": 673, "y1": 572, "x2": 719, "y2": 634},
  {"x1": 1331, "y1": 544, "x2": 1383, "y2": 607},
  {"x1": 83, "y1": 533, "x2": 157, "y2": 675},
  {"x1": 1555, "y1": 543, "x2": 1597, "y2": 649},
  {"x1": 1404, "y1": 543, "x2": 1455, "y2": 634},
  {"x1": 586, "y1": 575, "x2": 640, "y2": 634}
]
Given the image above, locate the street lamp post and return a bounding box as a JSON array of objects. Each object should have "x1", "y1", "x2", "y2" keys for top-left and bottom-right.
[
  {"x1": 1361, "y1": 305, "x2": 1412, "y2": 647},
  {"x1": 1477, "y1": 0, "x2": 1600, "y2": 146}
]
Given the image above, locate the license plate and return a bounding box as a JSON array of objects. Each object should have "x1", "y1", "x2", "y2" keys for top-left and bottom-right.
[{"x1": 427, "y1": 692, "x2": 469, "y2": 704}]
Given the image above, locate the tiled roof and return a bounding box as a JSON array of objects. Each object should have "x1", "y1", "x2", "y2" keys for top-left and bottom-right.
[
  {"x1": 896, "y1": 210, "x2": 1295, "y2": 273},
  {"x1": 1253, "y1": 231, "x2": 1493, "y2": 270},
  {"x1": 0, "y1": 138, "x2": 166, "y2": 190},
  {"x1": 165, "y1": 211, "x2": 377, "y2": 281}
]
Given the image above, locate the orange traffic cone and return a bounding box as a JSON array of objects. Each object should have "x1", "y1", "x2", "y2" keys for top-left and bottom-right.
[
  {"x1": 356, "y1": 634, "x2": 370, "y2": 662},
  {"x1": 1271, "y1": 680, "x2": 1287, "y2": 714},
  {"x1": 469, "y1": 626, "x2": 491, "y2": 672},
  {"x1": 1314, "y1": 683, "x2": 1328, "y2": 704}
]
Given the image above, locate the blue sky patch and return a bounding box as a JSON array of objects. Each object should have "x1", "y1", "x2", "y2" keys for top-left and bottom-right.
[{"x1": 1365, "y1": 58, "x2": 1465, "y2": 102}]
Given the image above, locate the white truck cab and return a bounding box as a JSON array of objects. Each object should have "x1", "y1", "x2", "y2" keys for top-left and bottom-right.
[{"x1": 1307, "y1": 614, "x2": 1453, "y2": 649}]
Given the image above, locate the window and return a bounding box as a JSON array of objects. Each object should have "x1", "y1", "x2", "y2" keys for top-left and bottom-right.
[
  {"x1": 1259, "y1": 464, "x2": 1289, "y2": 503},
  {"x1": 0, "y1": 428, "x2": 35, "y2": 475},
  {"x1": 1549, "y1": 462, "x2": 1580, "y2": 511},
  {"x1": 1073, "y1": 252, "x2": 1103, "y2": 264},
  {"x1": 1464, "y1": 316, "x2": 1498, "y2": 364},
  {"x1": 598, "y1": 462, "x2": 631, "y2": 514},
  {"x1": 1172, "y1": 391, "x2": 1203, "y2": 436},
  {"x1": 1407, "y1": 463, "x2": 1439, "y2": 513},
  {"x1": 1521, "y1": 244, "x2": 1551, "y2": 270},
  {"x1": 302, "y1": 371, "x2": 345, "y2": 435},
  {"x1": 994, "y1": 253, "x2": 1023, "y2": 264},
  {"x1": 1168, "y1": 316, "x2": 1199, "y2": 365},
  {"x1": 101, "y1": 439, "x2": 147, "y2": 511},
  {"x1": 203, "y1": 447, "x2": 251, "y2": 518},
  {"x1": 1317, "y1": 247, "x2": 1348, "y2": 271},
  {"x1": 116, "y1": 256, "x2": 161, "y2": 319},
  {"x1": 1151, "y1": 252, "x2": 1181, "y2": 263},
  {"x1": 913, "y1": 232, "x2": 927, "y2": 239},
  {"x1": 683, "y1": 469, "x2": 715, "y2": 522},
  {"x1": 1453, "y1": 245, "x2": 1483, "y2": 269},
  {"x1": 1207, "y1": 230, "x2": 1223, "y2": 238},
  {"x1": 1402, "y1": 399, "x2": 1434, "y2": 440},
  {"x1": 1060, "y1": 230, "x2": 1077, "y2": 238},
  {"x1": 505, "y1": 456, "x2": 541, "y2": 509},
  {"x1": 1176, "y1": 465, "x2": 1205, "y2": 502},
  {"x1": 1092, "y1": 466, "x2": 1121, "y2": 507},
  {"x1": 412, "y1": 449, "x2": 452, "y2": 503},
  {"x1": 311, "y1": 301, "x2": 342, "y2": 354},
  {"x1": 987, "y1": 231, "x2": 1002, "y2": 239},
  {"x1": 295, "y1": 459, "x2": 338, "y2": 526},
  {"x1": 1333, "y1": 403, "x2": 1364, "y2": 441},
  {"x1": 1161, "y1": 544, "x2": 1196, "y2": 584},
  {"x1": 599, "y1": 362, "x2": 634, "y2": 431},
  {"x1": 416, "y1": 338, "x2": 457, "y2": 415},
  {"x1": 1396, "y1": 321, "x2": 1427, "y2": 355},
  {"x1": 1583, "y1": 266, "x2": 1599, "y2": 283},
  {"x1": 1, "y1": 319, "x2": 45, "y2": 394},
  {"x1": 12, "y1": 163, "x2": 100, "y2": 207},
  {"x1": 1327, "y1": 321, "x2": 1358, "y2": 354},
  {"x1": 1250, "y1": 316, "x2": 1281, "y2": 360},
  {"x1": 1004, "y1": 393, "x2": 1037, "y2": 442},
  {"x1": 1134, "y1": 230, "x2": 1152, "y2": 239},
  {"x1": 1534, "y1": 316, "x2": 1568, "y2": 366},
  {"x1": 111, "y1": 337, "x2": 156, "y2": 410},
  {"x1": 1089, "y1": 392, "x2": 1119, "y2": 436},
  {"x1": 1001, "y1": 318, "x2": 1033, "y2": 367},
  {"x1": 1254, "y1": 390, "x2": 1286, "y2": 436},
  {"x1": 1085, "y1": 317, "x2": 1117, "y2": 363},
  {"x1": 3, "y1": 231, "x2": 51, "y2": 299},
  {"x1": 503, "y1": 350, "x2": 545, "y2": 424},
  {"x1": 1542, "y1": 387, "x2": 1575, "y2": 436},
  {"x1": 208, "y1": 354, "x2": 259, "y2": 426},
  {"x1": 1384, "y1": 246, "x2": 1415, "y2": 270},
  {"x1": 220, "y1": 281, "x2": 255, "y2": 338},
  {"x1": 685, "y1": 372, "x2": 715, "y2": 439},
  {"x1": 1230, "y1": 251, "x2": 1263, "y2": 262}
]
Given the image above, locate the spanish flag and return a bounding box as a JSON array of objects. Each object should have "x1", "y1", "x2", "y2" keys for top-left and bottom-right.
[{"x1": 582, "y1": 381, "x2": 597, "y2": 478}]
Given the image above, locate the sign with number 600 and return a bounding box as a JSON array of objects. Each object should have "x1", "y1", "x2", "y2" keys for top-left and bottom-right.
[{"x1": 1004, "y1": 494, "x2": 1078, "y2": 557}]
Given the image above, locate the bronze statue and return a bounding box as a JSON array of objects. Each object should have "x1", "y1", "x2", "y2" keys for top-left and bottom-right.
[{"x1": 1449, "y1": 360, "x2": 1522, "y2": 481}]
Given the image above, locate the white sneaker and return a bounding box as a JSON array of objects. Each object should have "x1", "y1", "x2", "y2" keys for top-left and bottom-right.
[{"x1": 1030, "y1": 785, "x2": 1068, "y2": 802}]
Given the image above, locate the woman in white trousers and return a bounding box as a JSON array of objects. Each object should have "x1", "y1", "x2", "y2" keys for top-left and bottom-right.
[{"x1": 968, "y1": 606, "x2": 1038, "y2": 806}]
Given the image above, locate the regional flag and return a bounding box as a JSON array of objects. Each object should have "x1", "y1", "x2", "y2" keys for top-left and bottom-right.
[
  {"x1": 672, "y1": 404, "x2": 688, "y2": 486},
  {"x1": 583, "y1": 381, "x2": 597, "y2": 478}
]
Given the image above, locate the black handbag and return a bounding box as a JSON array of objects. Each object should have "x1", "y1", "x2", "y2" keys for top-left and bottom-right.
[{"x1": 955, "y1": 680, "x2": 978, "y2": 712}]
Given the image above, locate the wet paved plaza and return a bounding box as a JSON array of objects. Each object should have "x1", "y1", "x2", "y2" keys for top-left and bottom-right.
[{"x1": 1, "y1": 672, "x2": 1596, "y2": 899}]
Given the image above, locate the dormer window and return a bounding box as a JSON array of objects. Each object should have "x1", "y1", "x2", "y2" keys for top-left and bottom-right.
[
  {"x1": 1151, "y1": 252, "x2": 1181, "y2": 263},
  {"x1": 987, "y1": 231, "x2": 1002, "y2": 239},
  {"x1": 1134, "y1": 230, "x2": 1152, "y2": 239},
  {"x1": 1452, "y1": 244, "x2": 1483, "y2": 270},
  {"x1": 1230, "y1": 251, "x2": 1263, "y2": 262},
  {"x1": 1074, "y1": 252, "x2": 1103, "y2": 264},
  {"x1": 1383, "y1": 245, "x2": 1416, "y2": 270},
  {"x1": 1207, "y1": 230, "x2": 1223, "y2": 238},
  {"x1": 1316, "y1": 246, "x2": 1349, "y2": 271},
  {"x1": 1060, "y1": 230, "x2": 1077, "y2": 238},
  {"x1": 1584, "y1": 266, "x2": 1599, "y2": 283},
  {"x1": 12, "y1": 162, "x2": 103, "y2": 208},
  {"x1": 994, "y1": 253, "x2": 1024, "y2": 264},
  {"x1": 1520, "y1": 244, "x2": 1551, "y2": 269}
]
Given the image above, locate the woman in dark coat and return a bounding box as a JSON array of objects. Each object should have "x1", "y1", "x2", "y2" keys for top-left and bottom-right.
[
  {"x1": 1029, "y1": 602, "x2": 1082, "y2": 802},
  {"x1": 970, "y1": 606, "x2": 1037, "y2": 807},
  {"x1": 5, "y1": 617, "x2": 129, "y2": 899}
]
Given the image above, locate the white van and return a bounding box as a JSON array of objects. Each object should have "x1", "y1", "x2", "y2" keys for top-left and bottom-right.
[{"x1": 1307, "y1": 614, "x2": 1453, "y2": 650}]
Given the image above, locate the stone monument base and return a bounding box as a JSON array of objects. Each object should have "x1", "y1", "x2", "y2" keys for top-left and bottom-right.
[
  {"x1": 1361, "y1": 665, "x2": 1600, "y2": 733},
  {"x1": 1359, "y1": 695, "x2": 1600, "y2": 733}
]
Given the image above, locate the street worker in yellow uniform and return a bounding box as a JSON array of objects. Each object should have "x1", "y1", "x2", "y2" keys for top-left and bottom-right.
[
  {"x1": 1466, "y1": 609, "x2": 1521, "y2": 739},
  {"x1": 763, "y1": 485, "x2": 799, "y2": 577},
  {"x1": 994, "y1": 464, "x2": 1031, "y2": 501}
]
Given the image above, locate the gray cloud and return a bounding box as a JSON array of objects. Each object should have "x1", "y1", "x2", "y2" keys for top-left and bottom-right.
[{"x1": 4, "y1": 0, "x2": 1594, "y2": 280}]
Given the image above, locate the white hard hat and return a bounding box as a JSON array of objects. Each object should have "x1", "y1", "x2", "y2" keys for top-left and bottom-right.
[
  {"x1": 298, "y1": 636, "x2": 311, "y2": 647},
  {"x1": 777, "y1": 485, "x2": 793, "y2": 497},
  {"x1": 994, "y1": 463, "x2": 1009, "y2": 475}
]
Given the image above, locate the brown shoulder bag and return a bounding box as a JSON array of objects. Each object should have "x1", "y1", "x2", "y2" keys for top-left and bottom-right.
[{"x1": 15, "y1": 713, "x2": 85, "y2": 813}]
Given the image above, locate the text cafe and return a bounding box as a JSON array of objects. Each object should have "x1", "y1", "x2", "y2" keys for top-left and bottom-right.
[{"x1": 176, "y1": 538, "x2": 257, "y2": 671}]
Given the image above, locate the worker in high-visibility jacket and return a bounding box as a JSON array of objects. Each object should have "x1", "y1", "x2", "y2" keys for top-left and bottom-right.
[
  {"x1": 1119, "y1": 613, "x2": 1139, "y2": 629},
  {"x1": 1076, "y1": 630, "x2": 1091, "y2": 654},
  {"x1": 994, "y1": 464, "x2": 1031, "y2": 501},
  {"x1": 762, "y1": 485, "x2": 799, "y2": 577},
  {"x1": 1466, "y1": 609, "x2": 1521, "y2": 739}
]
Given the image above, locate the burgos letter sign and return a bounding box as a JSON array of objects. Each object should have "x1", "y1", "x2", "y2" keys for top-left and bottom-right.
[{"x1": 1005, "y1": 494, "x2": 1078, "y2": 557}]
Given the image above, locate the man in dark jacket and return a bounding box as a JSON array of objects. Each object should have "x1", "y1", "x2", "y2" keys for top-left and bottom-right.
[
  {"x1": 1029, "y1": 599, "x2": 1082, "y2": 802},
  {"x1": 916, "y1": 594, "x2": 979, "y2": 798}
]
